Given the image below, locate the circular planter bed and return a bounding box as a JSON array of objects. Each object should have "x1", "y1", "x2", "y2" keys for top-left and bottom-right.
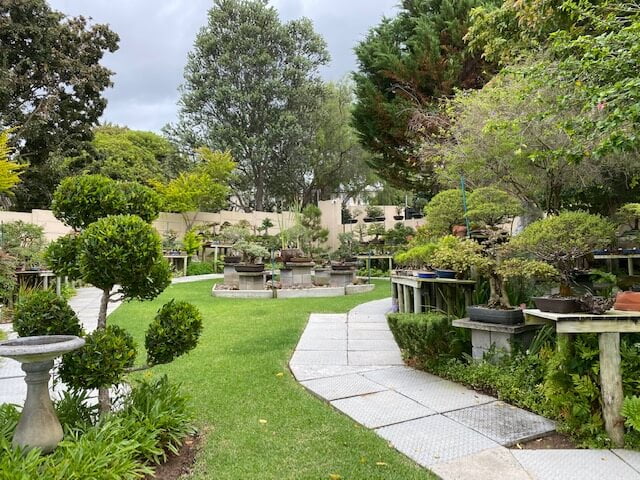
[
  {"x1": 234, "y1": 264, "x2": 265, "y2": 273},
  {"x1": 467, "y1": 305, "x2": 524, "y2": 325}
]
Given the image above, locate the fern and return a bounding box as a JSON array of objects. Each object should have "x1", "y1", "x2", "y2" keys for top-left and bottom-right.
[{"x1": 623, "y1": 396, "x2": 640, "y2": 432}]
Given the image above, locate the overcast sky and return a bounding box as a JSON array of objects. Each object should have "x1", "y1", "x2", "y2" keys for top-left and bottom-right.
[{"x1": 48, "y1": 0, "x2": 398, "y2": 132}]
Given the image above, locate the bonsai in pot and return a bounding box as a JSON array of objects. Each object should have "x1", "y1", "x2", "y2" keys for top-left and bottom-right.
[
  {"x1": 394, "y1": 206, "x2": 404, "y2": 221},
  {"x1": 430, "y1": 235, "x2": 486, "y2": 279},
  {"x1": 394, "y1": 243, "x2": 437, "y2": 276},
  {"x1": 364, "y1": 206, "x2": 384, "y2": 223},
  {"x1": 508, "y1": 211, "x2": 615, "y2": 313},
  {"x1": 233, "y1": 241, "x2": 269, "y2": 273}
]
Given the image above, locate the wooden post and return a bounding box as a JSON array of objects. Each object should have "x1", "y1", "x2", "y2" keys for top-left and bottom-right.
[
  {"x1": 413, "y1": 286, "x2": 421, "y2": 314},
  {"x1": 183, "y1": 256, "x2": 188, "y2": 276},
  {"x1": 397, "y1": 283, "x2": 405, "y2": 312},
  {"x1": 628, "y1": 257, "x2": 634, "y2": 276},
  {"x1": 56, "y1": 277, "x2": 61, "y2": 297},
  {"x1": 403, "y1": 285, "x2": 411, "y2": 314},
  {"x1": 214, "y1": 247, "x2": 219, "y2": 271},
  {"x1": 599, "y1": 332, "x2": 625, "y2": 447}
]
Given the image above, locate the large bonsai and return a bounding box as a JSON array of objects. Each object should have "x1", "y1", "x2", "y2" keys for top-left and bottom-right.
[
  {"x1": 508, "y1": 211, "x2": 615, "y2": 297},
  {"x1": 47, "y1": 175, "x2": 203, "y2": 413}
]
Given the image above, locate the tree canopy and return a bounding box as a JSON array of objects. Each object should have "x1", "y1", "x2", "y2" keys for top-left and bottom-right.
[
  {"x1": 167, "y1": 0, "x2": 329, "y2": 211},
  {"x1": 352, "y1": 0, "x2": 496, "y2": 193},
  {"x1": 0, "y1": 0, "x2": 118, "y2": 210}
]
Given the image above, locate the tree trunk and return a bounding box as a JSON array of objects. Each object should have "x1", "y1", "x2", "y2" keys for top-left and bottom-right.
[
  {"x1": 97, "y1": 289, "x2": 110, "y2": 415},
  {"x1": 560, "y1": 283, "x2": 572, "y2": 297},
  {"x1": 488, "y1": 273, "x2": 511, "y2": 309}
]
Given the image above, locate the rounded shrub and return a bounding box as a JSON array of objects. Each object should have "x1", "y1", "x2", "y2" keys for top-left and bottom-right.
[
  {"x1": 14, "y1": 290, "x2": 82, "y2": 337},
  {"x1": 145, "y1": 300, "x2": 203, "y2": 366},
  {"x1": 60, "y1": 325, "x2": 137, "y2": 390},
  {"x1": 45, "y1": 233, "x2": 83, "y2": 280}
]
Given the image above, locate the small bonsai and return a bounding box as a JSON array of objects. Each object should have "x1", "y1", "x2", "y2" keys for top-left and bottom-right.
[
  {"x1": 394, "y1": 243, "x2": 438, "y2": 270},
  {"x1": 367, "y1": 223, "x2": 386, "y2": 243},
  {"x1": 162, "y1": 230, "x2": 179, "y2": 251},
  {"x1": 336, "y1": 232, "x2": 357, "y2": 261},
  {"x1": 259, "y1": 218, "x2": 274, "y2": 236},
  {"x1": 423, "y1": 189, "x2": 465, "y2": 236},
  {"x1": 508, "y1": 211, "x2": 615, "y2": 297},
  {"x1": 365, "y1": 205, "x2": 384, "y2": 220},
  {"x1": 430, "y1": 235, "x2": 488, "y2": 277},
  {"x1": 181, "y1": 228, "x2": 201, "y2": 256},
  {"x1": 1, "y1": 220, "x2": 46, "y2": 269},
  {"x1": 233, "y1": 241, "x2": 269, "y2": 264}
]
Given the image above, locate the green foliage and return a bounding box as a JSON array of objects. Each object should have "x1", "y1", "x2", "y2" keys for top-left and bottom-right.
[
  {"x1": 616, "y1": 203, "x2": 640, "y2": 230},
  {"x1": 0, "y1": 250, "x2": 16, "y2": 303},
  {"x1": 623, "y1": 396, "x2": 640, "y2": 433},
  {"x1": 14, "y1": 289, "x2": 82, "y2": 337},
  {"x1": 0, "y1": 404, "x2": 19, "y2": 442},
  {"x1": 497, "y1": 258, "x2": 559, "y2": 281},
  {"x1": 430, "y1": 235, "x2": 489, "y2": 275},
  {"x1": 0, "y1": 0, "x2": 119, "y2": 210},
  {"x1": 0, "y1": 130, "x2": 23, "y2": 194},
  {"x1": 466, "y1": 187, "x2": 521, "y2": 227},
  {"x1": 336, "y1": 232, "x2": 357, "y2": 259},
  {"x1": 186, "y1": 261, "x2": 214, "y2": 276},
  {"x1": 220, "y1": 225, "x2": 251, "y2": 245},
  {"x1": 54, "y1": 390, "x2": 98, "y2": 433},
  {"x1": 394, "y1": 243, "x2": 438, "y2": 268},
  {"x1": 152, "y1": 148, "x2": 233, "y2": 213},
  {"x1": 181, "y1": 229, "x2": 201, "y2": 256},
  {"x1": 508, "y1": 211, "x2": 615, "y2": 284},
  {"x1": 59, "y1": 325, "x2": 137, "y2": 390},
  {"x1": 365, "y1": 205, "x2": 384, "y2": 219},
  {"x1": 424, "y1": 189, "x2": 465, "y2": 235},
  {"x1": 387, "y1": 313, "x2": 469, "y2": 361},
  {"x1": 79, "y1": 215, "x2": 171, "y2": 301},
  {"x1": 0, "y1": 221, "x2": 45, "y2": 267},
  {"x1": 352, "y1": 0, "x2": 495, "y2": 191},
  {"x1": 118, "y1": 181, "x2": 162, "y2": 224},
  {"x1": 168, "y1": 0, "x2": 329, "y2": 210},
  {"x1": 233, "y1": 240, "x2": 269, "y2": 264},
  {"x1": 45, "y1": 234, "x2": 82, "y2": 280},
  {"x1": 145, "y1": 300, "x2": 203, "y2": 366},
  {"x1": 385, "y1": 223, "x2": 415, "y2": 247}
]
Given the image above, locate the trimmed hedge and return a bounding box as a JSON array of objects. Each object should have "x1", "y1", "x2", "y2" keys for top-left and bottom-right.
[{"x1": 387, "y1": 312, "x2": 469, "y2": 361}]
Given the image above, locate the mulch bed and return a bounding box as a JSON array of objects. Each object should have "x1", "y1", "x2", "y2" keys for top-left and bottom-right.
[{"x1": 148, "y1": 434, "x2": 201, "y2": 480}]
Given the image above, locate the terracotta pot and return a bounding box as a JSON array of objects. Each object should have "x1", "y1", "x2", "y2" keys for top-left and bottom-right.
[
  {"x1": 452, "y1": 225, "x2": 467, "y2": 238},
  {"x1": 614, "y1": 291, "x2": 640, "y2": 312}
]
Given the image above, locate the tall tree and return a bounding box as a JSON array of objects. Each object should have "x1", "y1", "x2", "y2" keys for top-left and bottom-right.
[
  {"x1": 167, "y1": 0, "x2": 329, "y2": 211},
  {"x1": 352, "y1": 0, "x2": 496, "y2": 193},
  {"x1": 0, "y1": 0, "x2": 118, "y2": 210}
]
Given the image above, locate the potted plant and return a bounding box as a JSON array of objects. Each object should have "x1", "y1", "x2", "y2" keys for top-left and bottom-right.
[
  {"x1": 430, "y1": 235, "x2": 485, "y2": 279},
  {"x1": 220, "y1": 225, "x2": 250, "y2": 263},
  {"x1": 341, "y1": 207, "x2": 358, "y2": 225},
  {"x1": 364, "y1": 206, "x2": 384, "y2": 223},
  {"x1": 394, "y1": 243, "x2": 437, "y2": 277},
  {"x1": 233, "y1": 241, "x2": 269, "y2": 273},
  {"x1": 393, "y1": 206, "x2": 404, "y2": 221},
  {"x1": 508, "y1": 211, "x2": 615, "y2": 313}
]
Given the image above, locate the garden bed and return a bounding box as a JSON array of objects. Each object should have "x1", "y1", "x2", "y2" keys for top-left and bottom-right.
[{"x1": 211, "y1": 283, "x2": 376, "y2": 299}]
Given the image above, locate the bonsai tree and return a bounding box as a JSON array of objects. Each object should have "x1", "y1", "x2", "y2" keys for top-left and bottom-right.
[
  {"x1": 300, "y1": 205, "x2": 329, "y2": 255},
  {"x1": 615, "y1": 203, "x2": 640, "y2": 231},
  {"x1": 233, "y1": 241, "x2": 269, "y2": 264},
  {"x1": 508, "y1": 211, "x2": 615, "y2": 296},
  {"x1": 162, "y1": 230, "x2": 179, "y2": 251},
  {"x1": 14, "y1": 289, "x2": 82, "y2": 337},
  {"x1": 1, "y1": 221, "x2": 46, "y2": 269},
  {"x1": 181, "y1": 228, "x2": 201, "y2": 256},
  {"x1": 47, "y1": 175, "x2": 203, "y2": 413},
  {"x1": 430, "y1": 235, "x2": 489, "y2": 278},
  {"x1": 365, "y1": 205, "x2": 384, "y2": 220},
  {"x1": 386, "y1": 223, "x2": 414, "y2": 247},
  {"x1": 424, "y1": 189, "x2": 465, "y2": 236},
  {"x1": 367, "y1": 223, "x2": 386, "y2": 244},
  {"x1": 335, "y1": 232, "x2": 357, "y2": 261},
  {"x1": 259, "y1": 218, "x2": 274, "y2": 236},
  {"x1": 394, "y1": 243, "x2": 438, "y2": 270},
  {"x1": 466, "y1": 187, "x2": 522, "y2": 229}
]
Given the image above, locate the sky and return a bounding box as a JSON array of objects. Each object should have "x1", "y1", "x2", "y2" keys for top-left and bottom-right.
[{"x1": 48, "y1": 0, "x2": 399, "y2": 132}]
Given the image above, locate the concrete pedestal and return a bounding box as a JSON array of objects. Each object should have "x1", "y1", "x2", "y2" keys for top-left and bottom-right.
[
  {"x1": 286, "y1": 262, "x2": 315, "y2": 287},
  {"x1": 453, "y1": 318, "x2": 542, "y2": 360},
  {"x1": 238, "y1": 271, "x2": 265, "y2": 291},
  {"x1": 223, "y1": 263, "x2": 239, "y2": 288},
  {"x1": 13, "y1": 360, "x2": 62, "y2": 453},
  {"x1": 280, "y1": 268, "x2": 293, "y2": 288},
  {"x1": 314, "y1": 268, "x2": 331, "y2": 286},
  {"x1": 330, "y1": 269, "x2": 356, "y2": 288}
]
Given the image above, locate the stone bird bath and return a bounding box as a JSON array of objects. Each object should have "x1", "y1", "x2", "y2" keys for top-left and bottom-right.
[{"x1": 0, "y1": 335, "x2": 85, "y2": 453}]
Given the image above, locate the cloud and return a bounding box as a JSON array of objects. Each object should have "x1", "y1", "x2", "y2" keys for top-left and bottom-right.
[{"x1": 48, "y1": 0, "x2": 397, "y2": 132}]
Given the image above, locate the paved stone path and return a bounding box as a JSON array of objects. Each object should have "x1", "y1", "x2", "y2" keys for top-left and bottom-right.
[
  {"x1": 290, "y1": 298, "x2": 640, "y2": 480},
  {"x1": 0, "y1": 274, "x2": 222, "y2": 405}
]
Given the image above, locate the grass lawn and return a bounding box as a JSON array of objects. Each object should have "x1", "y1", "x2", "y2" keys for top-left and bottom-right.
[{"x1": 109, "y1": 279, "x2": 435, "y2": 480}]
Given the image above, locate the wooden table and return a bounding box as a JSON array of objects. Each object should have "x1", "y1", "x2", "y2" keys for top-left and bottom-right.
[
  {"x1": 202, "y1": 244, "x2": 234, "y2": 266},
  {"x1": 524, "y1": 308, "x2": 640, "y2": 446},
  {"x1": 391, "y1": 275, "x2": 476, "y2": 315},
  {"x1": 163, "y1": 254, "x2": 189, "y2": 276},
  {"x1": 593, "y1": 253, "x2": 640, "y2": 276},
  {"x1": 356, "y1": 254, "x2": 393, "y2": 273},
  {"x1": 15, "y1": 270, "x2": 60, "y2": 292}
]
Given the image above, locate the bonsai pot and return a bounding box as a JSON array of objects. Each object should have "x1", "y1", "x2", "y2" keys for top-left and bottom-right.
[
  {"x1": 592, "y1": 249, "x2": 609, "y2": 255},
  {"x1": 412, "y1": 213, "x2": 424, "y2": 219},
  {"x1": 435, "y1": 269, "x2": 456, "y2": 279},
  {"x1": 533, "y1": 296, "x2": 581, "y2": 314},
  {"x1": 623, "y1": 248, "x2": 639, "y2": 255},
  {"x1": 375, "y1": 216, "x2": 386, "y2": 222},
  {"x1": 614, "y1": 291, "x2": 640, "y2": 311},
  {"x1": 331, "y1": 262, "x2": 356, "y2": 271},
  {"x1": 467, "y1": 306, "x2": 524, "y2": 325},
  {"x1": 393, "y1": 215, "x2": 404, "y2": 221},
  {"x1": 235, "y1": 264, "x2": 265, "y2": 273},
  {"x1": 417, "y1": 271, "x2": 436, "y2": 279},
  {"x1": 225, "y1": 255, "x2": 241, "y2": 264},
  {"x1": 289, "y1": 256, "x2": 313, "y2": 263},
  {"x1": 348, "y1": 219, "x2": 358, "y2": 224},
  {"x1": 363, "y1": 217, "x2": 375, "y2": 223}
]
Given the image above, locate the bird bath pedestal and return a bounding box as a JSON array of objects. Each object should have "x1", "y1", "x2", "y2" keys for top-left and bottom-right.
[{"x1": 0, "y1": 335, "x2": 85, "y2": 453}]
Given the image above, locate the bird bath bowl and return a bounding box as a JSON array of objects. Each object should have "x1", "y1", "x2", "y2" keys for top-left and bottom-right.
[{"x1": 0, "y1": 335, "x2": 85, "y2": 453}]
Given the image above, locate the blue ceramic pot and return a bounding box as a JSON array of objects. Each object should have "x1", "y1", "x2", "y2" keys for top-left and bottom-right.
[{"x1": 435, "y1": 269, "x2": 456, "y2": 279}]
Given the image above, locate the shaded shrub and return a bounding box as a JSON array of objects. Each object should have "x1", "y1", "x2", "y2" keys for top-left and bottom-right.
[
  {"x1": 186, "y1": 261, "x2": 214, "y2": 276},
  {"x1": 387, "y1": 312, "x2": 469, "y2": 361},
  {"x1": 14, "y1": 290, "x2": 82, "y2": 337},
  {"x1": 145, "y1": 300, "x2": 203, "y2": 366}
]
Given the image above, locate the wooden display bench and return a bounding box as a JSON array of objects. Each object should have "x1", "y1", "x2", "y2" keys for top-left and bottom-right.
[
  {"x1": 391, "y1": 275, "x2": 476, "y2": 315},
  {"x1": 524, "y1": 308, "x2": 640, "y2": 447},
  {"x1": 593, "y1": 253, "x2": 640, "y2": 276}
]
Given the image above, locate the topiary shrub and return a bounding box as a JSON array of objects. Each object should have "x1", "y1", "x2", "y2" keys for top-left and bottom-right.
[
  {"x1": 44, "y1": 233, "x2": 83, "y2": 280},
  {"x1": 387, "y1": 312, "x2": 469, "y2": 362},
  {"x1": 145, "y1": 300, "x2": 203, "y2": 366},
  {"x1": 14, "y1": 290, "x2": 82, "y2": 337},
  {"x1": 60, "y1": 325, "x2": 137, "y2": 391}
]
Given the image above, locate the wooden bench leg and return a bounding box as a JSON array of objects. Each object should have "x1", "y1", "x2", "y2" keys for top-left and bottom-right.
[{"x1": 599, "y1": 332, "x2": 625, "y2": 447}]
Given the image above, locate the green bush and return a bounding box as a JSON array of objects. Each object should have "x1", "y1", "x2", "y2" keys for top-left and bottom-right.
[
  {"x1": 55, "y1": 390, "x2": 98, "y2": 433},
  {"x1": 14, "y1": 290, "x2": 82, "y2": 337},
  {"x1": 145, "y1": 300, "x2": 203, "y2": 366},
  {"x1": 60, "y1": 325, "x2": 137, "y2": 390},
  {"x1": 45, "y1": 234, "x2": 83, "y2": 280},
  {"x1": 186, "y1": 261, "x2": 214, "y2": 276},
  {"x1": 387, "y1": 313, "x2": 469, "y2": 361},
  {"x1": 0, "y1": 376, "x2": 195, "y2": 479}
]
